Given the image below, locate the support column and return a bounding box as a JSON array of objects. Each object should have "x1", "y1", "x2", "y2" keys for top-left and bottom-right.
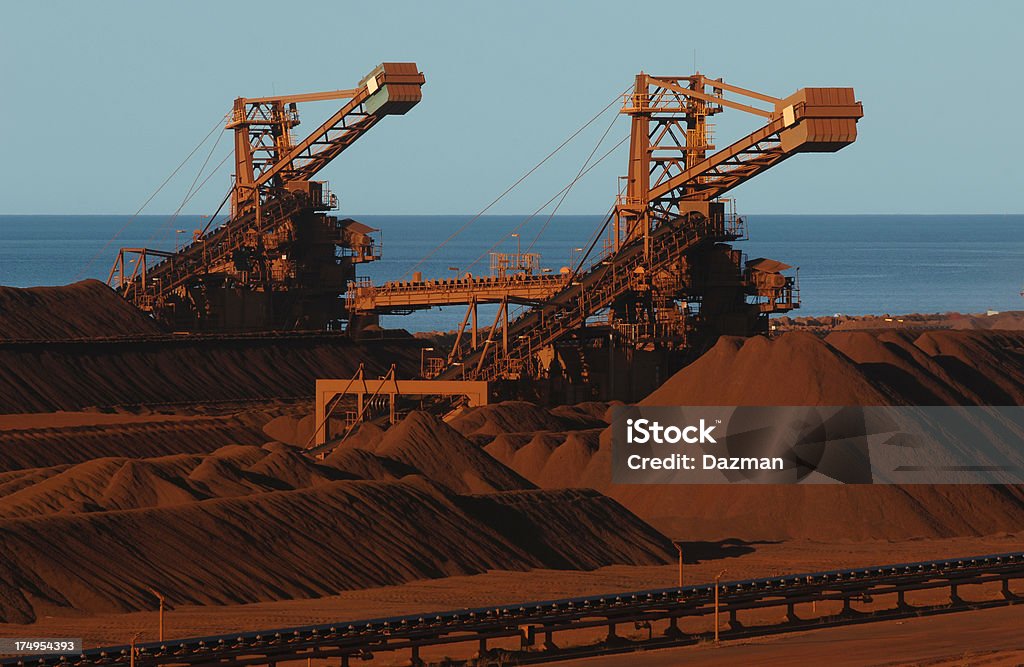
[
  {"x1": 786, "y1": 602, "x2": 799, "y2": 623},
  {"x1": 605, "y1": 622, "x2": 627, "y2": 646},
  {"x1": 544, "y1": 627, "x2": 558, "y2": 650},
  {"x1": 897, "y1": 590, "x2": 911, "y2": 610},
  {"x1": 321, "y1": 393, "x2": 332, "y2": 444},
  {"x1": 663, "y1": 616, "x2": 684, "y2": 638},
  {"x1": 501, "y1": 299, "x2": 508, "y2": 355},
  {"x1": 728, "y1": 609, "x2": 743, "y2": 630},
  {"x1": 950, "y1": 583, "x2": 963, "y2": 605},
  {"x1": 607, "y1": 331, "x2": 615, "y2": 398},
  {"x1": 410, "y1": 645, "x2": 423, "y2": 667},
  {"x1": 478, "y1": 637, "x2": 487, "y2": 656},
  {"x1": 518, "y1": 624, "x2": 537, "y2": 649},
  {"x1": 1002, "y1": 578, "x2": 1017, "y2": 600},
  {"x1": 471, "y1": 301, "x2": 478, "y2": 349}
]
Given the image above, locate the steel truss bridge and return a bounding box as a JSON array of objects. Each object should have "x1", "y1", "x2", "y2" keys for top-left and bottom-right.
[{"x1": 5, "y1": 552, "x2": 1021, "y2": 667}]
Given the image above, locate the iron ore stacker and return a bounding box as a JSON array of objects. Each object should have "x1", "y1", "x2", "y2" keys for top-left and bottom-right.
[{"x1": 107, "y1": 62, "x2": 862, "y2": 407}]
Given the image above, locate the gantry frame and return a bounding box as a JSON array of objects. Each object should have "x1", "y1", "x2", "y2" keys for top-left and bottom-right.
[
  {"x1": 435, "y1": 73, "x2": 861, "y2": 384},
  {"x1": 110, "y1": 63, "x2": 425, "y2": 329}
]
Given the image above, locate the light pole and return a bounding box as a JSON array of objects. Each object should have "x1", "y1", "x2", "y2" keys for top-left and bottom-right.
[
  {"x1": 511, "y1": 233, "x2": 521, "y2": 271},
  {"x1": 129, "y1": 632, "x2": 141, "y2": 667},
  {"x1": 672, "y1": 540, "x2": 685, "y2": 588},
  {"x1": 420, "y1": 347, "x2": 435, "y2": 378},
  {"x1": 146, "y1": 587, "x2": 165, "y2": 642},
  {"x1": 714, "y1": 569, "x2": 727, "y2": 645}
]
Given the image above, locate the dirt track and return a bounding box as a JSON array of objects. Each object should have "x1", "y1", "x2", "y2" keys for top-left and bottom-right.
[{"x1": 559, "y1": 604, "x2": 1024, "y2": 667}]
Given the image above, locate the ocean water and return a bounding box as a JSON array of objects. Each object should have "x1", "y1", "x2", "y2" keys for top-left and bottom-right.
[{"x1": 1, "y1": 214, "x2": 1022, "y2": 332}]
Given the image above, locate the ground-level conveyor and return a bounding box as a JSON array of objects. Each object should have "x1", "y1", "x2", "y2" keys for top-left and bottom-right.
[{"x1": 6, "y1": 552, "x2": 1020, "y2": 667}]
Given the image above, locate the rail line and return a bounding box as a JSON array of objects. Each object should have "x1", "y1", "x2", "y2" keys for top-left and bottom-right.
[{"x1": 4, "y1": 552, "x2": 1021, "y2": 667}]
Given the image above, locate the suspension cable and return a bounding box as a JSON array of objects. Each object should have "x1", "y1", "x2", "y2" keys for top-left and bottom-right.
[
  {"x1": 148, "y1": 123, "x2": 229, "y2": 247},
  {"x1": 336, "y1": 365, "x2": 397, "y2": 445},
  {"x1": 167, "y1": 150, "x2": 233, "y2": 232},
  {"x1": 463, "y1": 133, "x2": 629, "y2": 274},
  {"x1": 201, "y1": 187, "x2": 233, "y2": 236},
  {"x1": 524, "y1": 107, "x2": 620, "y2": 254},
  {"x1": 401, "y1": 86, "x2": 630, "y2": 280},
  {"x1": 77, "y1": 113, "x2": 228, "y2": 281},
  {"x1": 304, "y1": 363, "x2": 365, "y2": 450},
  {"x1": 572, "y1": 204, "x2": 616, "y2": 277}
]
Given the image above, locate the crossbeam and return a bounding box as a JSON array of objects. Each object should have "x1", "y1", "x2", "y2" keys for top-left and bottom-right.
[{"x1": 312, "y1": 377, "x2": 489, "y2": 446}]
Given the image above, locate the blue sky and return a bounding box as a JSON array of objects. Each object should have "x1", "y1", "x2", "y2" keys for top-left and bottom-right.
[{"x1": 1, "y1": 0, "x2": 1021, "y2": 215}]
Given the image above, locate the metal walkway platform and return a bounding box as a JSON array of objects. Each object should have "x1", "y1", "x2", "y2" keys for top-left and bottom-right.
[{"x1": 346, "y1": 273, "x2": 569, "y2": 314}]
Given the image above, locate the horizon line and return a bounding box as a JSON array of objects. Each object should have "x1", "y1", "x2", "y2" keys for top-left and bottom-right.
[{"x1": 2, "y1": 212, "x2": 1024, "y2": 218}]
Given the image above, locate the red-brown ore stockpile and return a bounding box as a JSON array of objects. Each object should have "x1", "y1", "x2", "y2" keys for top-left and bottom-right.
[{"x1": 0, "y1": 282, "x2": 1020, "y2": 627}]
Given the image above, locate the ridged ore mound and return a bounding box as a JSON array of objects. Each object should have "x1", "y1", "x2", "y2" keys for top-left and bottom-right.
[
  {"x1": 0, "y1": 412, "x2": 273, "y2": 472},
  {"x1": 0, "y1": 336, "x2": 421, "y2": 413},
  {"x1": 371, "y1": 411, "x2": 535, "y2": 494},
  {"x1": 473, "y1": 331, "x2": 1024, "y2": 541},
  {"x1": 0, "y1": 280, "x2": 162, "y2": 340},
  {"x1": 0, "y1": 475, "x2": 673, "y2": 623},
  {"x1": 642, "y1": 332, "x2": 895, "y2": 406},
  {"x1": 450, "y1": 400, "x2": 606, "y2": 438}
]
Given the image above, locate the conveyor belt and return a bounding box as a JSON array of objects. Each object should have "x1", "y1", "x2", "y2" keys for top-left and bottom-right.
[
  {"x1": 438, "y1": 211, "x2": 735, "y2": 381},
  {"x1": 347, "y1": 274, "x2": 569, "y2": 314},
  {"x1": 5, "y1": 551, "x2": 1020, "y2": 666}
]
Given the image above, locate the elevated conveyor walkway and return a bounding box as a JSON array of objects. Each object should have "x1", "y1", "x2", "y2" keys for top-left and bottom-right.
[
  {"x1": 346, "y1": 273, "x2": 569, "y2": 314},
  {"x1": 438, "y1": 211, "x2": 740, "y2": 382}
]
